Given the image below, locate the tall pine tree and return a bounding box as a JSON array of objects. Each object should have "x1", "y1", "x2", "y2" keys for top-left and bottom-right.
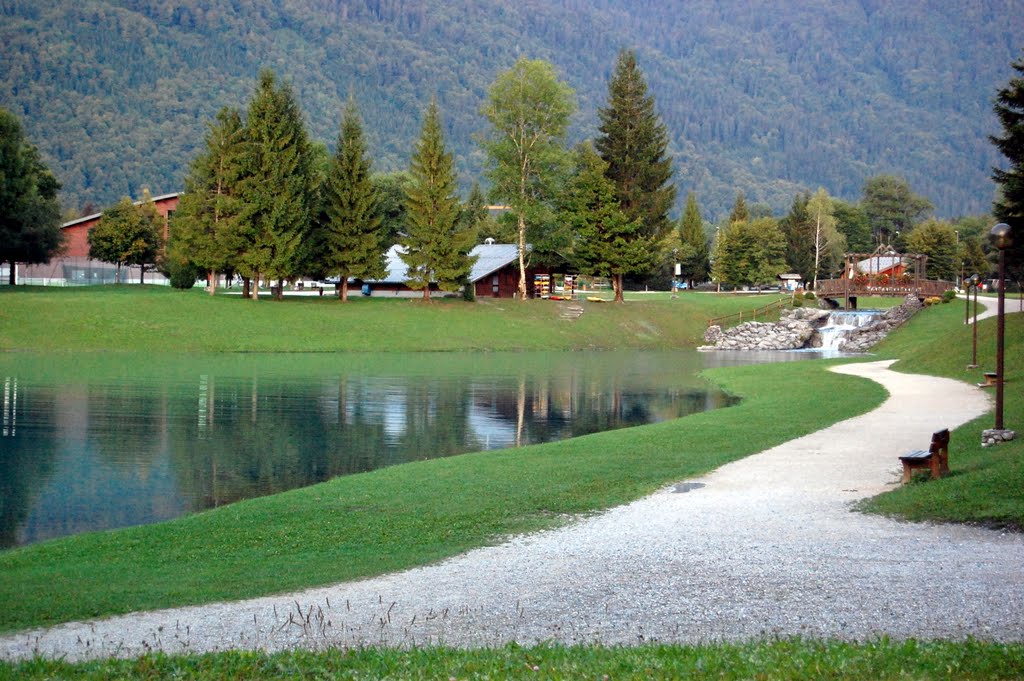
[
  {"x1": 780, "y1": 192, "x2": 814, "y2": 283},
  {"x1": 237, "y1": 69, "x2": 316, "y2": 300},
  {"x1": 595, "y1": 49, "x2": 676, "y2": 243},
  {"x1": 402, "y1": 99, "x2": 477, "y2": 300},
  {"x1": 170, "y1": 107, "x2": 246, "y2": 295},
  {"x1": 991, "y1": 52, "x2": 1024, "y2": 283},
  {"x1": 320, "y1": 97, "x2": 387, "y2": 302},
  {"x1": 677, "y1": 192, "x2": 709, "y2": 289}
]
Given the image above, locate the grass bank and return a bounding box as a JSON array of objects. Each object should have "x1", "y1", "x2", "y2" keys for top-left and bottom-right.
[
  {"x1": 0, "y1": 285, "x2": 789, "y2": 353},
  {"x1": 5, "y1": 639, "x2": 1024, "y2": 680},
  {"x1": 861, "y1": 301, "x2": 1023, "y2": 528},
  {"x1": 0, "y1": 359, "x2": 886, "y2": 633}
]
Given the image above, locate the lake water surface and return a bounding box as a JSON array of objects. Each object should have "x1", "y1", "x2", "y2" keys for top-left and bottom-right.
[{"x1": 0, "y1": 351, "x2": 753, "y2": 548}]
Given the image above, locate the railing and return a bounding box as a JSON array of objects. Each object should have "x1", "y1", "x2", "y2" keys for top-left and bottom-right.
[
  {"x1": 707, "y1": 296, "x2": 790, "y2": 328},
  {"x1": 816, "y1": 279, "x2": 954, "y2": 299}
]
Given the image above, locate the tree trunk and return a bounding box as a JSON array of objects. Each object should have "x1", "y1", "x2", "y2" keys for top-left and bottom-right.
[
  {"x1": 7, "y1": 261, "x2": 14, "y2": 286},
  {"x1": 242, "y1": 276, "x2": 251, "y2": 299},
  {"x1": 340, "y1": 278, "x2": 349, "y2": 302},
  {"x1": 276, "y1": 278, "x2": 284, "y2": 301},
  {"x1": 252, "y1": 272, "x2": 260, "y2": 300},
  {"x1": 139, "y1": 265, "x2": 145, "y2": 285},
  {"x1": 116, "y1": 262, "x2": 122, "y2": 284},
  {"x1": 613, "y1": 273, "x2": 625, "y2": 302},
  {"x1": 517, "y1": 214, "x2": 528, "y2": 300},
  {"x1": 422, "y1": 285, "x2": 431, "y2": 301},
  {"x1": 207, "y1": 270, "x2": 217, "y2": 296}
]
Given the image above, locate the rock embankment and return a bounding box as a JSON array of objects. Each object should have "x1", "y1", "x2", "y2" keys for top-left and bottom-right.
[{"x1": 701, "y1": 295, "x2": 924, "y2": 352}]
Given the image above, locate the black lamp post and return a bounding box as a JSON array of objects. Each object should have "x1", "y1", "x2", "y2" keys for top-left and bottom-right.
[
  {"x1": 968, "y1": 273, "x2": 980, "y2": 369},
  {"x1": 989, "y1": 223, "x2": 1013, "y2": 431}
]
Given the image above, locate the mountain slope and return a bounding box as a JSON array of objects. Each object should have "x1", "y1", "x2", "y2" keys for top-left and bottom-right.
[{"x1": 1, "y1": 0, "x2": 1021, "y2": 219}]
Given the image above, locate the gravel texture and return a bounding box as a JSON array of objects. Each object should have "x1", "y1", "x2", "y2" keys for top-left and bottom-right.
[{"x1": 2, "y1": 360, "x2": 1021, "y2": 661}]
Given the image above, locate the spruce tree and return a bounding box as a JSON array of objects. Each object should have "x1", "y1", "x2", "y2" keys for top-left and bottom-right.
[
  {"x1": 780, "y1": 192, "x2": 814, "y2": 282},
  {"x1": 595, "y1": 49, "x2": 676, "y2": 242},
  {"x1": 991, "y1": 52, "x2": 1024, "y2": 282},
  {"x1": 0, "y1": 107, "x2": 63, "y2": 285},
  {"x1": 402, "y1": 99, "x2": 476, "y2": 300},
  {"x1": 728, "y1": 190, "x2": 750, "y2": 224},
  {"x1": 170, "y1": 107, "x2": 245, "y2": 295},
  {"x1": 320, "y1": 97, "x2": 387, "y2": 302},
  {"x1": 677, "y1": 192, "x2": 709, "y2": 288},
  {"x1": 237, "y1": 69, "x2": 316, "y2": 300},
  {"x1": 564, "y1": 143, "x2": 652, "y2": 302}
]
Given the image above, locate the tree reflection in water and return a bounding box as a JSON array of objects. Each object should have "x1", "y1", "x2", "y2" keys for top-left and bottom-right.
[{"x1": 0, "y1": 352, "x2": 738, "y2": 548}]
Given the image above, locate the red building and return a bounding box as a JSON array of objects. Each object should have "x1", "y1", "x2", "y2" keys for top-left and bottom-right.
[{"x1": 19, "y1": 193, "x2": 180, "y2": 285}]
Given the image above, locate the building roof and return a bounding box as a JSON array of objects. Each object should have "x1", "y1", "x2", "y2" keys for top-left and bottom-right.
[
  {"x1": 61, "y1": 192, "x2": 182, "y2": 229},
  {"x1": 368, "y1": 243, "x2": 523, "y2": 285},
  {"x1": 777, "y1": 273, "x2": 802, "y2": 280},
  {"x1": 856, "y1": 255, "x2": 905, "y2": 273}
]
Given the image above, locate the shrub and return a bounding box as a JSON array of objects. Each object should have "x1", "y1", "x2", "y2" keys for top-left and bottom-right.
[
  {"x1": 167, "y1": 260, "x2": 202, "y2": 289},
  {"x1": 924, "y1": 296, "x2": 942, "y2": 306},
  {"x1": 791, "y1": 297, "x2": 804, "y2": 308},
  {"x1": 803, "y1": 291, "x2": 816, "y2": 301},
  {"x1": 941, "y1": 289, "x2": 957, "y2": 304}
]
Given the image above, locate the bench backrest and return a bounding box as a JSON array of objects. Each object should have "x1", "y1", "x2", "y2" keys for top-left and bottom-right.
[{"x1": 930, "y1": 429, "x2": 950, "y2": 454}]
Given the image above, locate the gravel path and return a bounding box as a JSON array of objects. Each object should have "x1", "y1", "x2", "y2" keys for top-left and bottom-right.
[{"x1": 3, "y1": 360, "x2": 1021, "y2": 662}]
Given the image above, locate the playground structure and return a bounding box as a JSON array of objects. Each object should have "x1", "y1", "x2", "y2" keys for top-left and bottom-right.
[{"x1": 816, "y1": 246, "x2": 954, "y2": 309}]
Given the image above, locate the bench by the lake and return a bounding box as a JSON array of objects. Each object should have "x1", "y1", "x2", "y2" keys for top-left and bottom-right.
[
  {"x1": 978, "y1": 372, "x2": 998, "y2": 388},
  {"x1": 898, "y1": 429, "x2": 950, "y2": 483}
]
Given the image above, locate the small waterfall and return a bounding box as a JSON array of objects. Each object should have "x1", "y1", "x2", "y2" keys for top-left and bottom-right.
[{"x1": 816, "y1": 310, "x2": 883, "y2": 352}]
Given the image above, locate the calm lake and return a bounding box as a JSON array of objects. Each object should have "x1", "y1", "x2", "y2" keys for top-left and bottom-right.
[{"x1": 0, "y1": 350, "x2": 804, "y2": 549}]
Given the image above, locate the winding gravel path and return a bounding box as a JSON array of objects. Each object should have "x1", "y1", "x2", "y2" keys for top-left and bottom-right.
[{"x1": 2, "y1": 360, "x2": 1021, "y2": 662}]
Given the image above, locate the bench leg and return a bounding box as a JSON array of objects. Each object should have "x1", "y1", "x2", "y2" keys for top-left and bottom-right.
[
  {"x1": 929, "y1": 455, "x2": 941, "y2": 480},
  {"x1": 902, "y1": 462, "x2": 913, "y2": 484}
]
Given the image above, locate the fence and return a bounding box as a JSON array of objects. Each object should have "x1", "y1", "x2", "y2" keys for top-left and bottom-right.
[{"x1": 4, "y1": 258, "x2": 169, "y2": 286}]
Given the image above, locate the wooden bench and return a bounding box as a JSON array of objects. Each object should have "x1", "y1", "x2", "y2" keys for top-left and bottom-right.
[
  {"x1": 978, "y1": 372, "x2": 998, "y2": 388},
  {"x1": 898, "y1": 429, "x2": 950, "y2": 483}
]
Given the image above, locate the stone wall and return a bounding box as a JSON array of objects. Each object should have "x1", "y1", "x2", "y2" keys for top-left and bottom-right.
[{"x1": 700, "y1": 295, "x2": 923, "y2": 352}]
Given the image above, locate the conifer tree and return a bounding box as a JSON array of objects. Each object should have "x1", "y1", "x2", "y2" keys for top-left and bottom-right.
[
  {"x1": 991, "y1": 52, "x2": 1024, "y2": 282},
  {"x1": 170, "y1": 107, "x2": 245, "y2": 295},
  {"x1": 728, "y1": 190, "x2": 750, "y2": 224},
  {"x1": 780, "y1": 192, "x2": 814, "y2": 282},
  {"x1": 677, "y1": 192, "x2": 709, "y2": 288},
  {"x1": 320, "y1": 97, "x2": 387, "y2": 302},
  {"x1": 402, "y1": 100, "x2": 476, "y2": 300},
  {"x1": 237, "y1": 69, "x2": 316, "y2": 300},
  {"x1": 564, "y1": 143, "x2": 651, "y2": 302},
  {"x1": 595, "y1": 49, "x2": 676, "y2": 242},
  {"x1": 0, "y1": 107, "x2": 63, "y2": 285}
]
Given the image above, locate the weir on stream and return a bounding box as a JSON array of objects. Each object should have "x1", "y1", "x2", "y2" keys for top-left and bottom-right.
[{"x1": 814, "y1": 310, "x2": 884, "y2": 352}]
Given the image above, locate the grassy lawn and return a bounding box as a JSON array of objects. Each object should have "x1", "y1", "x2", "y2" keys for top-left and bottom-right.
[
  {"x1": 860, "y1": 300, "x2": 1023, "y2": 529},
  {"x1": 5, "y1": 639, "x2": 1024, "y2": 680},
  {"x1": 0, "y1": 285, "x2": 790, "y2": 353}
]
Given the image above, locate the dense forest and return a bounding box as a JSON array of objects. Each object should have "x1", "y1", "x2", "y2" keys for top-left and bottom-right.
[{"x1": 1, "y1": 0, "x2": 1021, "y2": 220}]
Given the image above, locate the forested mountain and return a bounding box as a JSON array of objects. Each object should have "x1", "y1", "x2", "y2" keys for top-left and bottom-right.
[{"x1": 2, "y1": 0, "x2": 1021, "y2": 220}]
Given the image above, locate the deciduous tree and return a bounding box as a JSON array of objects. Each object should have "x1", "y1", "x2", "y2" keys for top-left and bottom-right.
[
  {"x1": 0, "y1": 108, "x2": 63, "y2": 285},
  {"x1": 319, "y1": 98, "x2": 387, "y2": 301},
  {"x1": 482, "y1": 57, "x2": 575, "y2": 300},
  {"x1": 806, "y1": 187, "x2": 845, "y2": 288},
  {"x1": 88, "y1": 191, "x2": 164, "y2": 284},
  {"x1": 402, "y1": 100, "x2": 476, "y2": 299},
  {"x1": 906, "y1": 218, "x2": 959, "y2": 281},
  {"x1": 711, "y1": 217, "x2": 787, "y2": 288}
]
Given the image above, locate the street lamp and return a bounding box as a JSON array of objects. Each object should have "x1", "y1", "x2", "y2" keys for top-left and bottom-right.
[
  {"x1": 989, "y1": 223, "x2": 1013, "y2": 431},
  {"x1": 968, "y1": 273, "x2": 980, "y2": 369}
]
